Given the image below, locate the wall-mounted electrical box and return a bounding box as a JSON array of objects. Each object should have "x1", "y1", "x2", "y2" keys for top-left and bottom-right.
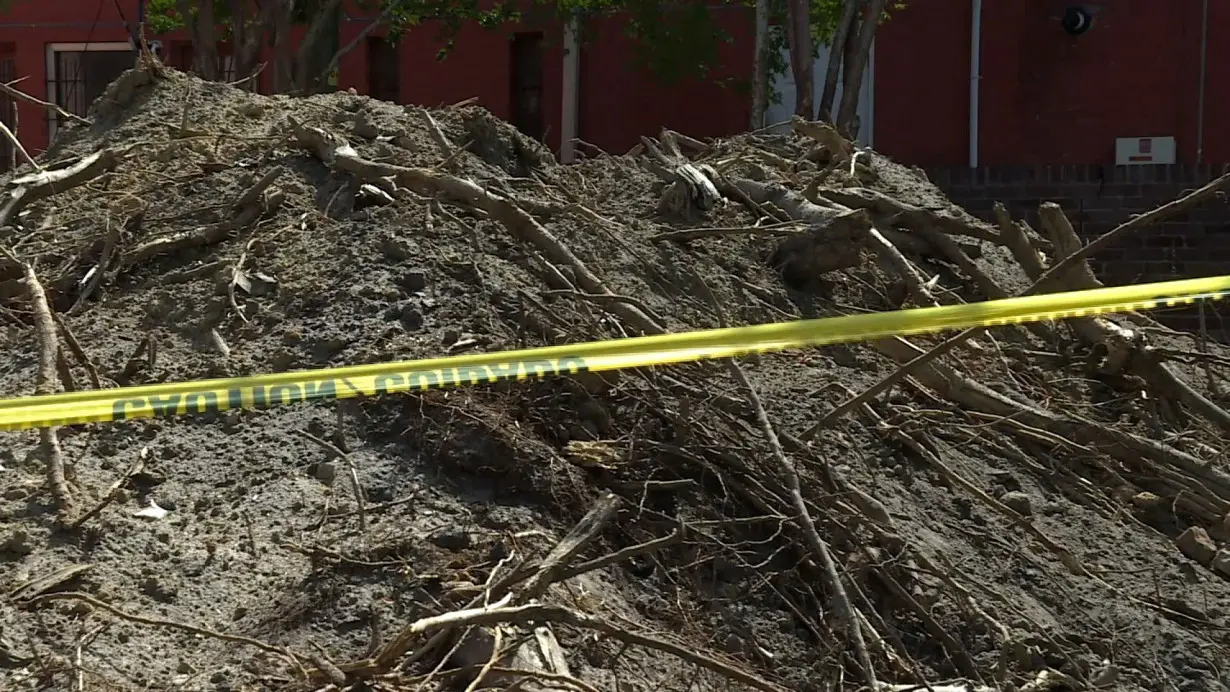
[{"x1": 1115, "y1": 136, "x2": 1176, "y2": 165}]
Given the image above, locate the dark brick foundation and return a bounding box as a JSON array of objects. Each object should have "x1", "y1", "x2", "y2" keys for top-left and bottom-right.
[{"x1": 925, "y1": 164, "x2": 1230, "y2": 342}]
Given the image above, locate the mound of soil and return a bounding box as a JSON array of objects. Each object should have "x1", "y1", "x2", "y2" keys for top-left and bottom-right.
[{"x1": 2, "y1": 60, "x2": 1230, "y2": 691}]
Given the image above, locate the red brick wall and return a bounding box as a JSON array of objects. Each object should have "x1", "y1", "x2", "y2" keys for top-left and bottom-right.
[
  {"x1": 926, "y1": 164, "x2": 1230, "y2": 341},
  {"x1": 875, "y1": 0, "x2": 1230, "y2": 166}
]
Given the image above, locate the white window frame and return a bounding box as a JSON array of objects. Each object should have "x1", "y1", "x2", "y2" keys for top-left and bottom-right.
[{"x1": 45, "y1": 41, "x2": 133, "y2": 142}]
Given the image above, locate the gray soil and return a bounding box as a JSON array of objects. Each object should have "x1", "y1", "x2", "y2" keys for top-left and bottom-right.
[{"x1": 2, "y1": 62, "x2": 1230, "y2": 692}]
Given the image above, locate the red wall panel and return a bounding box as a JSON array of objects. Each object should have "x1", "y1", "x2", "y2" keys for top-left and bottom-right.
[
  {"x1": 873, "y1": 0, "x2": 971, "y2": 165},
  {"x1": 875, "y1": 0, "x2": 1218, "y2": 166},
  {"x1": 577, "y1": 7, "x2": 752, "y2": 154}
]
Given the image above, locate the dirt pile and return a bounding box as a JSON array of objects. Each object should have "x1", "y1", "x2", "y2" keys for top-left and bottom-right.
[{"x1": 2, "y1": 60, "x2": 1230, "y2": 691}]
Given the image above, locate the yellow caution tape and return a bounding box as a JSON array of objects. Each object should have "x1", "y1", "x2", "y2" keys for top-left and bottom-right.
[{"x1": 0, "y1": 275, "x2": 1227, "y2": 431}]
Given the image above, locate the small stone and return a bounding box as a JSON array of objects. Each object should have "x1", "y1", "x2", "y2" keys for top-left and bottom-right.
[
  {"x1": 1091, "y1": 661, "x2": 1119, "y2": 688},
  {"x1": 380, "y1": 236, "x2": 415, "y2": 262},
  {"x1": 398, "y1": 269, "x2": 428, "y2": 293},
  {"x1": 2, "y1": 529, "x2": 34, "y2": 555},
  {"x1": 1212, "y1": 550, "x2": 1230, "y2": 578},
  {"x1": 141, "y1": 575, "x2": 178, "y2": 603},
  {"x1": 221, "y1": 410, "x2": 243, "y2": 433},
  {"x1": 352, "y1": 115, "x2": 379, "y2": 139},
  {"x1": 1177, "y1": 526, "x2": 1217, "y2": 565},
  {"x1": 1132, "y1": 491, "x2": 1163, "y2": 509},
  {"x1": 3, "y1": 484, "x2": 31, "y2": 501},
  {"x1": 1000, "y1": 491, "x2": 1032, "y2": 516},
  {"x1": 312, "y1": 462, "x2": 337, "y2": 485},
  {"x1": 988, "y1": 469, "x2": 1021, "y2": 492},
  {"x1": 399, "y1": 306, "x2": 423, "y2": 330},
  {"x1": 432, "y1": 529, "x2": 472, "y2": 551}
]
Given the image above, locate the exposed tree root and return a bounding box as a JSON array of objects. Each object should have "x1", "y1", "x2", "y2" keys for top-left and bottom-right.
[{"x1": 3, "y1": 249, "x2": 74, "y2": 518}]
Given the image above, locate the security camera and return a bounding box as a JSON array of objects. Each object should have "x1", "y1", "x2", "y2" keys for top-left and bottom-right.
[{"x1": 1061, "y1": 6, "x2": 1094, "y2": 35}]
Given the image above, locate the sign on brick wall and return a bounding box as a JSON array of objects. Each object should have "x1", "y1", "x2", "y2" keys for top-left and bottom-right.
[{"x1": 1115, "y1": 136, "x2": 1177, "y2": 165}]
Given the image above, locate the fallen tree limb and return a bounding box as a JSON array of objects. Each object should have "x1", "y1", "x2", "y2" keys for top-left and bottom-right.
[
  {"x1": 0, "y1": 79, "x2": 89, "y2": 127},
  {"x1": 289, "y1": 120, "x2": 662, "y2": 336},
  {"x1": 803, "y1": 174, "x2": 1230, "y2": 438},
  {"x1": 1039, "y1": 203, "x2": 1230, "y2": 432},
  {"x1": 3, "y1": 248, "x2": 74, "y2": 518},
  {"x1": 122, "y1": 166, "x2": 284, "y2": 270},
  {"x1": 27, "y1": 591, "x2": 306, "y2": 675},
  {"x1": 400, "y1": 602, "x2": 791, "y2": 692},
  {"x1": 820, "y1": 186, "x2": 1002, "y2": 244},
  {"x1": 726, "y1": 360, "x2": 880, "y2": 692},
  {"x1": 1032, "y1": 171, "x2": 1230, "y2": 294},
  {"x1": 0, "y1": 149, "x2": 117, "y2": 230}
]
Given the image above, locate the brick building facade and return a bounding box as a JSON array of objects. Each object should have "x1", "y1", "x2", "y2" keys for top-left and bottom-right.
[{"x1": 927, "y1": 165, "x2": 1230, "y2": 340}]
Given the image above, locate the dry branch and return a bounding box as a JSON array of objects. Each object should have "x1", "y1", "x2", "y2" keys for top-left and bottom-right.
[
  {"x1": 734, "y1": 180, "x2": 943, "y2": 309},
  {"x1": 400, "y1": 602, "x2": 790, "y2": 692},
  {"x1": 0, "y1": 150, "x2": 117, "y2": 230},
  {"x1": 515, "y1": 493, "x2": 621, "y2": 603},
  {"x1": 802, "y1": 173, "x2": 1230, "y2": 440},
  {"x1": 294, "y1": 430, "x2": 369, "y2": 538},
  {"x1": 0, "y1": 117, "x2": 38, "y2": 171},
  {"x1": 869, "y1": 335, "x2": 1230, "y2": 512},
  {"x1": 650, "y1": 220, "x2": 806, "y2": 242},
  {"x1": 4, "y1": 249, "x2": 75, "y2": 517},
  {"x1": 289, "y1": 120, "x2": 662, "y2": 336},
  {"x1": 1039, "y1": 202, "x2": 1230, "y2": 432},
  {"x1": 122, "y1": 166, "x2": 284, "y2": 269},
  {"x1": 793, "y1": 117, "x2": 854, "y2": 163},
  {"x1": 1031, "y1": 171, "x2": 1230, "y2": 293},
  {"x1": 362, "y1": 493, "x2": 622, "y2": 682},
  {"x1": 27, "y1": 592, "x2": 305, "y2": 674},
  {"x1": 726, "y1": 361, "x2": 879, "y2": 691},
  {"x1": 70, "y1": 447, "x2": 149, "y2": 528},
  {"x1": 0, "y1": 80, "x2": 89, "y2": 126},
  {"x1": 640, "y1": 130, "x2": 721, "y2": 212}
]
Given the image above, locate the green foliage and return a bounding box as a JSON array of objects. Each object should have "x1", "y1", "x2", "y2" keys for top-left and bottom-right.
[
  {"x1": 145, "y1": 0, "x2": 228, "y2": 35},
  {"x1": 143, "y1": 0, "x2": 907, "y2": 91},
  {"x1": 377, "y1": 0, "x2": 522, "y2": 60}
]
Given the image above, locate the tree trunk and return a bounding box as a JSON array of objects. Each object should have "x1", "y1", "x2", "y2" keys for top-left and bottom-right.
[
  {"x1": 318, "y1": 3, "x2": 397, "y2": 95},
  {"x1": 818, "y1": 0, "x2": 861, "y2": 123},
  {"x1": 232, "y1": 0, "x2": 279, "y2": 87},
  {"x1": 177, "y1": 0, "x2": 220, "y2": 80},
  {"x1": 836, "y1": 0, "x2": 887, "y2": 138},
  {"x1": 784, "y1": 0, "x2": 813, "y2": 119},
  {"x1": 750, "y1": 0, "x2": 770, "y2": 129},
  {"x1": 293, "y1": 0, "x2": 345, "y2": 93},
  {"x1": 270, "y1": 0, "x2": 294, "y2": 93}
]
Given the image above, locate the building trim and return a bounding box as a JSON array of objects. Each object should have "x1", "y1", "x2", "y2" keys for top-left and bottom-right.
[{"x1": 45, "y1": 41, "x2": 133, "y2": 142}]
